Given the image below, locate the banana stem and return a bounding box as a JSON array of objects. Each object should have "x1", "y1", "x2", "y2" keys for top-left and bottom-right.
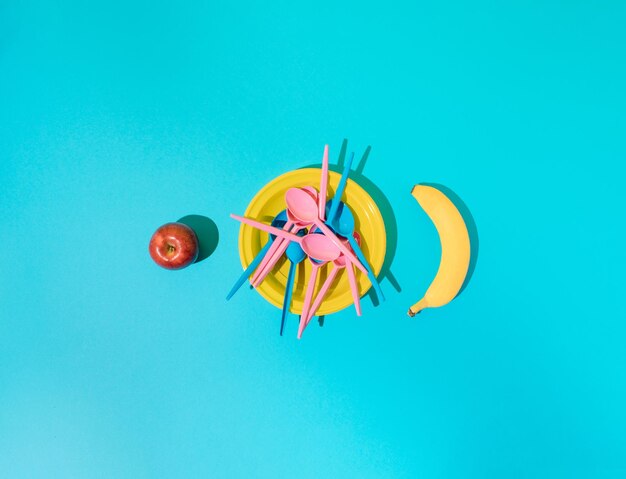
[{"x1": 407, "y1": 298, "x2": 428, "y2": 317}]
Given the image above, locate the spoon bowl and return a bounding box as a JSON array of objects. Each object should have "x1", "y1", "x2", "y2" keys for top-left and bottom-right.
[
  {"x1": 285, "y1": 188, "x2": 319, "y2": 222},
  {"x1": 301, "y1": 233, "x2": 340, "y2": 262},
  {"x1": 286, "y1": 236, "x2": 307, "y2": 263}
]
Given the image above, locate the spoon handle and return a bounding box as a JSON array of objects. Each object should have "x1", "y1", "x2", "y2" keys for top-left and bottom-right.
[
  {"x1": 304, "y1": 265, "x2": 340, "y2": 327},
  {"x1": 250, "y1": 220, "x2": 295, "y2": 286},
  {"x1": 225, "y1": 240, "x2": 273, "y2": 300},
  {"x1": 319, "y1": 145, "x2": 329, "y2": 220},
  {"x1": 252, "y1": 239, "x2": 289, "y2": 288},
  {"x1": 297, "y1": 264, "x2": 320, "y2": 339},
  {"x1": 348, "y1": 235, "x2": 385, "y2": 302},
  {"x1": 280, "y1": 261, "x2": 297, "y2": 336},
  {"x1": 327, "y1": 152, "x2": 355, "y2": 226},
  {"x1": 313, "y1": 221, "x2": 368, "y2": 274},
  {"x1": 230, "y1": 214, "x2": 302, "y2": 243},
  {"x1": 252, "y1": 223, "x2": 301, "y2": 287},
  {"x1": 345, "y1": 260, "x2": 362, "y2": 316}
]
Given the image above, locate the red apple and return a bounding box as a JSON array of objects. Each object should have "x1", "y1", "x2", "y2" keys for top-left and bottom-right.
[{"x1": 149, "y1": 222, "x2": 199, "y2": 270}]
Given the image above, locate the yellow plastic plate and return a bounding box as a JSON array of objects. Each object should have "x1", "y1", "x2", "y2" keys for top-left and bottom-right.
[{"x1": 238, "y1": 168, "x2": 386, "y2": 315}]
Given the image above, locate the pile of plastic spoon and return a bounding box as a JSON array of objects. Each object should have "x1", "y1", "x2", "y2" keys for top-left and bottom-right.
[{"x1": 227, "y1": 145, "x2": 385, "y2": 338}]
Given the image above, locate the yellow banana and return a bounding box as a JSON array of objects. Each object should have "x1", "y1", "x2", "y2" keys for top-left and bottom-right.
[{"x1": 408, "y1": 185, "x2": 471, "y2": 316}]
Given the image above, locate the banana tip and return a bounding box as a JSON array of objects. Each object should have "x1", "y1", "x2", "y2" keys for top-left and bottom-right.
[
  {"x1": 411, "y1": 184, "x2": 428, "y2": 196},
  {"x1": 408, "y1": 299, "x2": 427, "y2": 317},
  {"x1": 407, "y1": 308, "x2": 422, "y2": 317}
]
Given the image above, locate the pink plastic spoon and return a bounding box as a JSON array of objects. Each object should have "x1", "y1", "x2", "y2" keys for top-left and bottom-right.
[
  {"x1": 302, "y1": 233, "x2": 362, "y2": 331},
  {"x1": 285, "y1": 188, "x2": 368, "y2": 275},
  {"x1": 251, "y1": 187, "x2": 317, "y2": 287},
  {"x1": 251, "y1": 208, "x2": 308, "y2": 287},
  {"x1": 297, "y1": 234, "x2": 341, "y2": 339},
  {"x1": 230, "y1": 214, "x2": 303, "y2": 243},
  {"x1": 319, "y1": 145, "x2": 329, "y2": 220}
]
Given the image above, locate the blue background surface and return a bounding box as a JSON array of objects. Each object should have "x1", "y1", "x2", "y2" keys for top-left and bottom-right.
[{"x1": 2, "y1": 1, "x2": 626, "y2": 477}]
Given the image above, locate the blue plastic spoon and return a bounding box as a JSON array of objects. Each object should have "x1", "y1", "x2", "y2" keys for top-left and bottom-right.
[
  {"x1": 326, "y1": 199, "x2": 385, "y2": 302},
  {"x1": 280, "y1": 230, "x2": 307, "y2": 335},
  {"x1": 226, "y1": 211, "x2": 287, "y2": 300}
]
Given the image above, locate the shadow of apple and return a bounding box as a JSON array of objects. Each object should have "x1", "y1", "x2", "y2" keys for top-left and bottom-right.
[{"x1": 177, "y1": 215, "x2": 219, "y2": 263}]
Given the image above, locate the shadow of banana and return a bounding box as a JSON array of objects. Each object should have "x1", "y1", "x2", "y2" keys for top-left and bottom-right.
[{"x1": 418, "y1": 183, "x2": 479, "y2": 297}]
